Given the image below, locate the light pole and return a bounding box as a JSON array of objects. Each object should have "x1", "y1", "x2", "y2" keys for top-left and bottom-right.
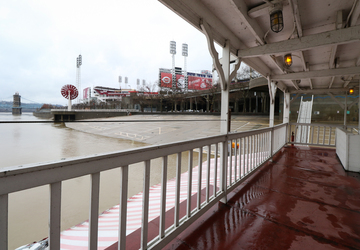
[
  {"x1": 76, "y1": 55, "x2": 82, "y2": 103},
  {"x1": 170, "y1": 41, "x2": 176, "y2": 90},
  {"x1": 182, "y1": 43, "x2": 188, "y2": 92}
]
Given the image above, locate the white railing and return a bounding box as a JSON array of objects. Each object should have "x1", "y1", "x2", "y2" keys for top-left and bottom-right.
[
  {"x1": 0, "y1": 123, "x2": 287, "y2": 250},
  {"x1": 288, "y1": 123, "x2": 359, "y2": 147}
]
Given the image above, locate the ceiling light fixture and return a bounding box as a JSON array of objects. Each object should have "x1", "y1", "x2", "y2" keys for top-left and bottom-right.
[
  {"x1": 284, "y1": 54, "x2": 292, "y2": 67},
  {"x1": 270, "y1": 3, "x2": 284, "y2": 33}
]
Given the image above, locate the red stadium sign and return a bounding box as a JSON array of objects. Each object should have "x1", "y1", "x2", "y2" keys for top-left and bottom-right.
[
  {"x1": 188, "y1": 75, "x2": 212, "y2": 90},
  {"x1": 160, "y1": 72, "x2": 172, "y2": 88},
  {"x1": 160, "y1": 71, "x2": 212, "y2": 90}
]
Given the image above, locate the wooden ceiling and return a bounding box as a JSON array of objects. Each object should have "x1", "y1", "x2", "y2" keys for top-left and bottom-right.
[{"x1": 159, "y1": 0, "x2": 360, "y2": 94}]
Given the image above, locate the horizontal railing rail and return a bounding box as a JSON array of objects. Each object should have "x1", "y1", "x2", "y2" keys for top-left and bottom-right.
[
  {"x1": 1, "y1": 123, "x2": 287, "y2": 250},
  {"x1": 51, "y1": 108, "x2": 139, "y2": 112},
  {"x1": 346, "y1": 125, "x2": 359, "y2": 134},
  {"x1": 288, "y1": 123, "x2": 359, "y2": 147}
]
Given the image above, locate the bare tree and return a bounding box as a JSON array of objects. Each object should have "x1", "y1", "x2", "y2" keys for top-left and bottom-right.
[{"x1": 135, "y1": 81, "x2": 159, "y2": 112}]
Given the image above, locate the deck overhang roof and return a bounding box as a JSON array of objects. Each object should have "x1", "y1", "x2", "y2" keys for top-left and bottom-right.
[{"x1": 158, "y1": 0, "x2": 360, "y2": 94}]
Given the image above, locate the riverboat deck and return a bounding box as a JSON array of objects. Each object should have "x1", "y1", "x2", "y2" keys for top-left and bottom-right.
[{"x1": 107, "y1": 146, "x2": 360, "y2": 250}]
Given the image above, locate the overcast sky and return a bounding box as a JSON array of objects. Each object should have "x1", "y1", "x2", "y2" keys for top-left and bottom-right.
[{"x1": 0, "y1": 0, "x2": 224, "y2": 105}]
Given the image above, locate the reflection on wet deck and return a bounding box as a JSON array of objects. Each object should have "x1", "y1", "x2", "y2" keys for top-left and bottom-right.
[{"x1": 108, "y1": 146, "x2": 360, "y2": 250}]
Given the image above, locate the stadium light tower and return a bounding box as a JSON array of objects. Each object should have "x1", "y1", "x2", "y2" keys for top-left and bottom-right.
[
  {"x1": 119, "y1": 76, "x2": 122, "y2": 90},
  {"x1": 182, "y1": 43, "x2": 188, "y2": 92},
  {"x1": 170, "y1": 41, "x2": 176, "y2": 90},
  {"x1": 76, "y1": 55, "x2": 82, "y2": 103}
]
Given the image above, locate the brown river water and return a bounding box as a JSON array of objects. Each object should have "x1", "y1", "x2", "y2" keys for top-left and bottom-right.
[{"x1": 0, "y1": 112, "x2": 202, "y2": 249}]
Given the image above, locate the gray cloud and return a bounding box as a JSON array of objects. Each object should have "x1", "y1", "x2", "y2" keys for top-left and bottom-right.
[{"x1": 0, "y1": 0, "x2": 218, "y2": 105}]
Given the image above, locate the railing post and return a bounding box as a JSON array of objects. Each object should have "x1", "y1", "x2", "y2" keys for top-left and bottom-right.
[
  {"x1": 119, "y1": 165, "x2": 128, "y2": 250},
  {"x1": 141, "y1": 160, "x2": 150, "y2": 250},
  {"x1": 187, "y1": 151, "x2": 193, "y2": 218},
  {"x1": 213, "y1": 143, "x2": 218, "y2": 197},
  {"x1": 220, "y1": 139, "x2": 228, "y2": 204},
  {"x1": 206, "y1": 145, "x2": 211, "y2": 203},
  {"x1": 286, "y1": 123, "x2": 289, "y2": 143},
  {"x1": 0, "y1": 194, "x2": 8, "y2": 250},
  {"x1": 49, "y1": 182, "x2": 62, "y2": 250},
  {"x1": 89, "y1": 172, "x2": 100, "y2": 250},
  {"x1": 160, "y1": 157, "x2": 167, "y2": 238},
  {"x1": 174, "y1": 152, "x2": 181, "y2": 227},
  {"x1": 197, "y1": 147, "x2": 203, "y2": 209},
  {"x1": 270, "y1": 128, "x2": 274, "y2": 158}
]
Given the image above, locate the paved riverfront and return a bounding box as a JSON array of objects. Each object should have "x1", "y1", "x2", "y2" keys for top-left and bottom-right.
[{"x1": 66, "y1": 114, "x2": 278, "y2": 144}]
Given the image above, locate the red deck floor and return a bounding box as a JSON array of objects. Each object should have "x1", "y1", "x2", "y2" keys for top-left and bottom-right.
[{"x1": 108, "y1": 146, "x2": 360, "y2": 250}]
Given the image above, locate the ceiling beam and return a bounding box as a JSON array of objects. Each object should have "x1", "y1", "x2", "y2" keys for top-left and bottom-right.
[
  {"x1": 289, "y1": 88, "x2": 349, "y2": 94},
  {"x1": 288, "y1": 1, "x2": 309, "y2": 90},
  {"x1": 290, "y1": 93, "x2": 300, "y2": 103},
  {"x1": 238, "y1": 25, "x2": 360, "y2": 58},
  {"x1": 343, "y1": 75, "x2": 356, "y2": 87},
  {"x1": 159, "y1": 0, "x2": 246, "y2": 53},
  {"x1": 348, "y1": 97, "x2": 360, "y2": 109},
  {"x1": 328, "y1": 77, "x2": 336, "y2": 89},
  {"x1": 271, "y1": 66, "x2": 360, "y2": 80},
  {"x1": 298, "y1": 51, "x2": 307, "y2": 71},
  {"x1": 342, "y1": 56, "x2": 360, "y2": 87},
  {"x1": 328, "y1": 93, "x2": 345, "y2": 109},
  {"x1": 327, "y1": 46, "x2": 337, "y2": 88},
  {"x1": 329, "y1": 46, "x2": 338, "y2": 69},
  {"x1": 289, "y1": 0, "x2": 303, "y2": 37},
  {"x1": 350, "y1": 0, "x2": 360, "y2": 27},
  {"x1": 328, "y1": 11, "x2": 344, "y2": 89},
  {"x1": 229, "y1": 0, "x2": 265, "y2": 45},
  {"x1": 248, "y1": 0, "x2": 288, "y2": 18},
  {"x1": 241, "y1": 58, "x2": 271, "y2": 77}
]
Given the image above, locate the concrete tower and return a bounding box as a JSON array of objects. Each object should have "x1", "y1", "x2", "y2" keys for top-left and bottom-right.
[{"x1": 12, "y1": 92, "x2": 22, "y2": 115}]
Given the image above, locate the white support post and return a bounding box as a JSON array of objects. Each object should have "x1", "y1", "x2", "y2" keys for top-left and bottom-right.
[
  {"x1": 49, "y1": 182, "x2": 62, "y2": 250},
  {"x1": 220, "y1": 41, "x2": 231, "y2": 203},
  {"x1": 221, "y1": 40, "x2": 231, "y2": 134},
  {"x1": 141, "y1": 160, "x2": 150, "y2": 250},
  {"x1": 119, "y1": 166, "x2": 128, "y2": 250},
  {"x1": 197, "y1": 147, "x2": 203, "y2": 209},
  {"x1": 344, "y1": 91, "x2": 347, "y2": 128},
  {"x1": 283, "y1": 92, "x2": 290, "y2": 123},
  {"x1": 268, "y1": 78, "x2": 277, "y2": 127},
  {"x1": 186, "y1": 151, "x2": 193, "y2": 218},
  {"x1": 270, "y1": 129, "x2": 274, "y2": 157},
  {"x1": 89, "y1": 173, "x2": 100, "y2": 250},
  {"x1": 159, "y1": 157, "x2": 167, "y2": 238},
  {"x1": 0, "y1": 194, "x2": 8, "y2": 250},
  {"x1": 174, "y1": 152, "x2": 181, "y2": 227},
  {"x1": 220, "y1": 140, "x2": 228, "y2": 203}
]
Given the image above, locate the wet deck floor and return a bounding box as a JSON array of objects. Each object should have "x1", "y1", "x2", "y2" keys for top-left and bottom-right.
[{"x1": 107, "y1": 146, "x2": 360, "y2": 250}]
